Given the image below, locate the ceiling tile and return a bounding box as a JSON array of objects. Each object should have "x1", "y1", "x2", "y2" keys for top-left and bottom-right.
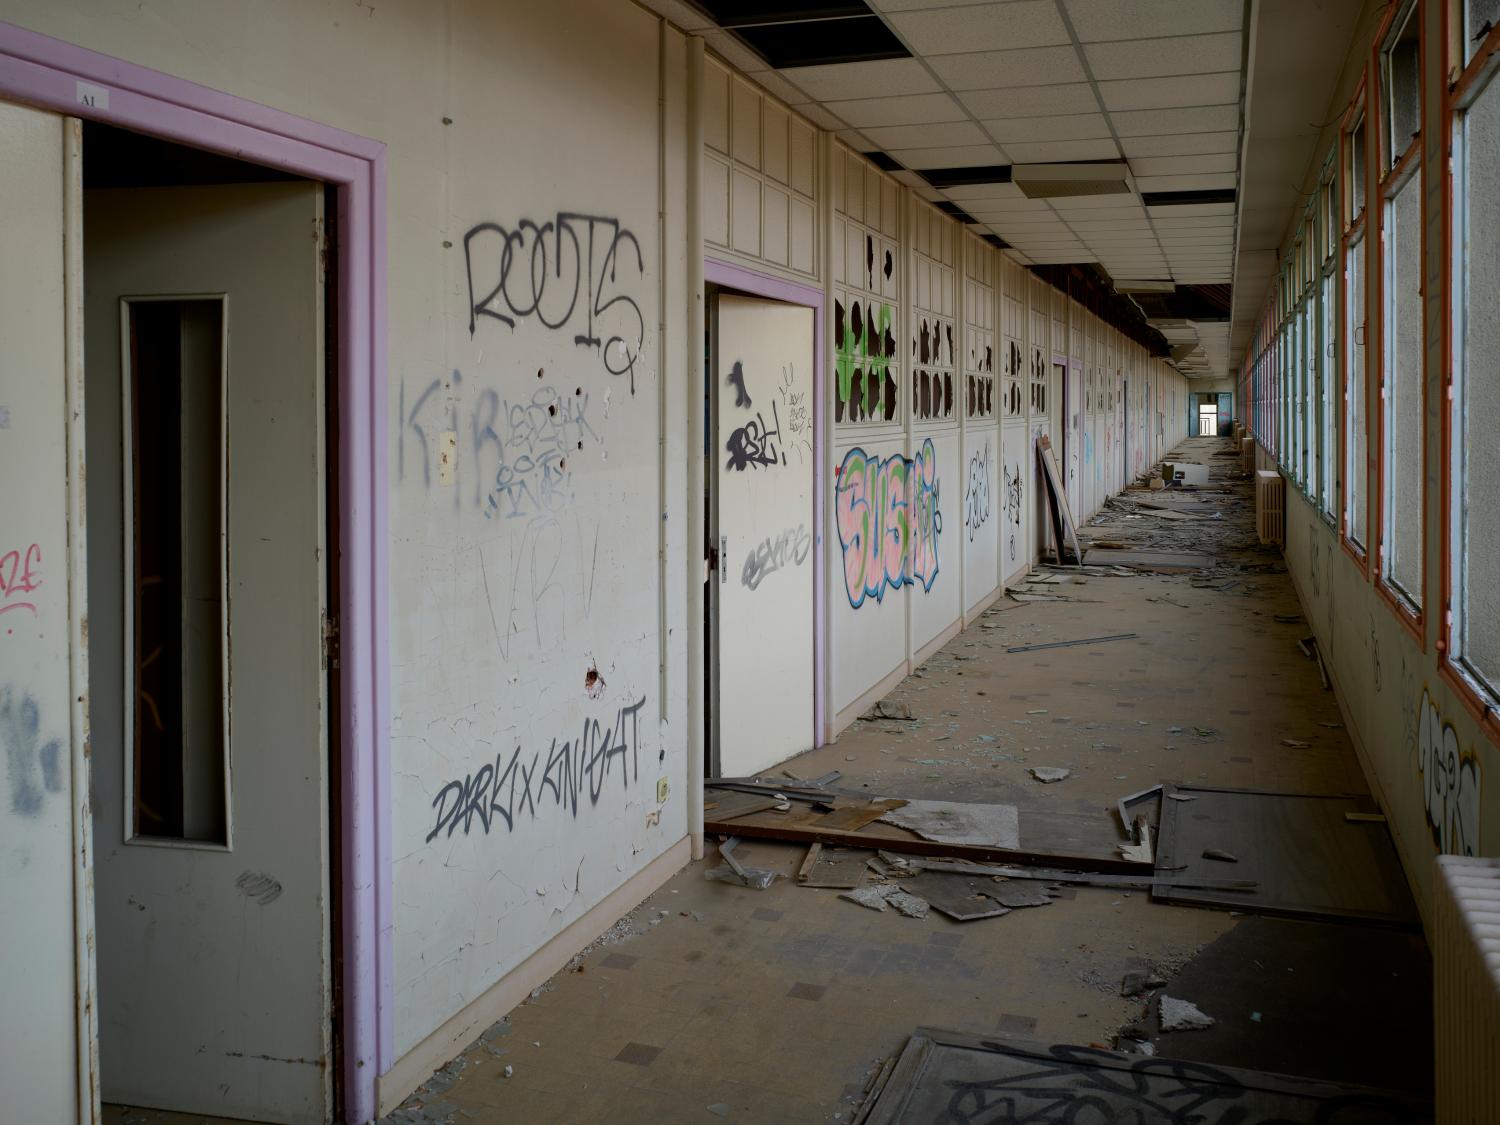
[
  {"x1": 1110, "y1": 105, "x2": 1240, "y2": 137},
  {"x1": 1051, "y1": 193, "x2": 1146, "y2": 210},
  {"x1": 872, "y1": 0, "x2": 996, "y2": 10},
  {"x1": 1098, "y1": 72, "x2": 1241, "y2": 113},
  {"x1": 1134, "y1": 172, "x2": 1238, "y2": 192},
  {"x1": 744, "y1": 68, "x2": 811, "y2": 105},
  {"x1": 1054, "y1": 207, "x2": 1148, "y2": 221},
  {"x1": 941, "y1": 182, "x2": 1027, "y2": 202},
  {"x1": 887, "y1": 143, "x2": 1006, "y2": 168},
  {"x1": 862, "y1": 120, "x2": 990, "y2": 149},
  {"x1": 1121, "y1": 131, "x2": 1240, "y2": 159},
  {"x1": 1063, "y1": 0, "x2": 1242, "y2": 42},
  {"x1": 887, "y1": 2, "x2": 1070, "y2": 55},
  {"x1": 779, "y1": 57, "x2": 941, "y2": 101},
  {"x1": 958, "y1": 83, "x2": 1100, "y2": 117},
  {"x1": 1084, "y1": 32, "x2": 1243, "y2": 81},
  {"x1": 1003, "y1": 138, "x2": 1121, "y2": 162},
  {"x1": 1128, "y1": 155, "x2": 1238, "y2": 178},
  {"x1": 821, "y1": 92, "x2": 968, "y2": 128},
  {"x1": 930, "y1": 46, "x2": 1086, "y2": 91},
  {"x1": 836, "y1": 127, "x2": 875, "y2": 150},
  {"x1": 982, "y1": 113, "x2": 1111, "y2": 142},
  {"x1": 791, "y1": 102, "x2": 851, "y2": 131}
]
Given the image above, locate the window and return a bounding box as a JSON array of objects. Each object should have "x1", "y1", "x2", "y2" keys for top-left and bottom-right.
[
  {"x1": 1381, "y1": 169, "x2": 1424, "y2": 607},
  {"x1": 1320, "y1": 162, "x2": 1339, "y2": 520},
  {"x1": 1450, "y1": 12, "x2": 1500, "y2": 700},
  {"x1": 1377, "y1": 0, "x2": 1423, "y2": 613},
  {"x1": 124, "y1": 297, "x2": 229, "y2": 844},
  {"x1": 1346, "y1": 231, "x2": 1369, "y2": 549}
]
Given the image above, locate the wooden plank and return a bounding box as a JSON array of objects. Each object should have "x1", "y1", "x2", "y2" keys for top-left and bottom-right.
[
  {"x1": 703, "y1": 808, "x2": 1153, "y2": 875},
  {"x1": 1152, "y1": 783, "x2": 1420, "y2": 927},
  {"x1": 815, "y1": 798, "x2": 907, "y2": 831}
]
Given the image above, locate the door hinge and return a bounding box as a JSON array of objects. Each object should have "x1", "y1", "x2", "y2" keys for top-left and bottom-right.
[{"x1": 322, "y1": 612, "x2": 340, "y2": 671}]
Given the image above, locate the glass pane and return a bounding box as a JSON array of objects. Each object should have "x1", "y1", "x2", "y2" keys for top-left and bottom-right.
[
  {"x1": 1462, "y1": 73, "x2": 1500, "y2": 683},
  {"x1": 128, "y1": 298, "x2": 227, "y2": 843},
  {"x1": 1350, "y1": 117, "x2": 1367, "y2": 217},
  {"x1": 1322, "y1": 271, "x2": 1338, "y2": 515},
  {"x1": 1384, "y1": 6, "x2": 1421, "y2": 165},
  {"x1": 1347, "y1": 234, "x2": 1368, "y2": 547},
  {"x1": 1468, "y1": 0, "x2": 1500, "y2": 66},
  {"x1": 1385, "y1": 172, "x2": 1423, "y2": 604}
]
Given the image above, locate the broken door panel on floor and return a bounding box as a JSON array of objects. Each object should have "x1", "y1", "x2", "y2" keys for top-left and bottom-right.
[
  {"x1": 85, "y1": 183, "x2": 331, "y2": 1123},
  {"x1": 714, "y1": 294, "x2": 814, "y2": 777}
]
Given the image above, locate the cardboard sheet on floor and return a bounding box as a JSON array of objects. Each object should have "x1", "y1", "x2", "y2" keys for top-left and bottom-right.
[
  {"x1": 877, "y1": 799, "x2": 1020, "y2": 849},
  {"x1": 899, "y1": 872, "x2": 1011, "y2": 921},
  {"x1": 860, "y1": 1029, "x2": 1431, "y2": 1125},
  {"x1": 1151, "y1": 784, "x2": 1420, "y2": 926}
]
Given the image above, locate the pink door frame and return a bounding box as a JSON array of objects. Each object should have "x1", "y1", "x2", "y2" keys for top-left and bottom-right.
[
  {"x1": 0, "y1": 22, "x2": 391, "y2": 1123},
  {"x1": 704, "y1": 257, "x2": 828, "y2": 743}
]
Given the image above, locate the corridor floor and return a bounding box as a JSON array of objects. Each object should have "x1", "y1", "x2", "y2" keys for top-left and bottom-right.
[
  {"x1": 371, "y1": 436, "x2": 1431, "y2": 1124},
  {"x1": 105, "y1": 438, "x2": 1432, "y2": 1125}
]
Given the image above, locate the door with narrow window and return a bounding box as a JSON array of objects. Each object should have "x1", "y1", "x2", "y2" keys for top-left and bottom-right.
[
  {"x1": 84, "y1": 183, "x2": 330, "y2": 1123},
  {"x1": 714, "y1": 294, "x2": 814, "y2": 777}
]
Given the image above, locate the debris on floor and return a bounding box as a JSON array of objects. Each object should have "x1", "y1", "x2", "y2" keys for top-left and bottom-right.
[
  {"x1": 705, "y1": 837, "x2": 779, "y2": 889},
  {"x1": 1159, "y1": 996, "x2": 1216, "y2": 1032},
  {"x1": 878, "y1": 798, "x2": 1021, "y2": 847},
  {"x1": 1028, "y1": 766, "x2": 1070, "y2": 783}
]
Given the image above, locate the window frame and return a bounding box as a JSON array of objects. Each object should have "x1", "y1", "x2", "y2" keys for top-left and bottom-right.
[
  {"x1": 1341, "y1": 77, "x2": 1373, "y2": 572},
  {"x1": 1373, "y1": 0, "x2": 1428, "y2": 642},
  {"x1": 1441, "y1": 0, "x2": 1500, "y2": 733}
]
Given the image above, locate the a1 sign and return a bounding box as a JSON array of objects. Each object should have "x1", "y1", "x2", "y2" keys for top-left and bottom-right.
[{"x1": 75, "y1": 80, "x2": 109, "y2": 110}]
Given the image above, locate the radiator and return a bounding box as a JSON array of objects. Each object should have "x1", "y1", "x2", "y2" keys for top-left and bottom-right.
[
  {"x1": 1241, "y1": 437, "x2": 1255, "y2": 475},
  {"x1": 1255, "y1": 469, "x2": 1284, "y2": 546},
  {"x1": 1435, "y1": 856, "x2": 1500, "y2": 1124}
]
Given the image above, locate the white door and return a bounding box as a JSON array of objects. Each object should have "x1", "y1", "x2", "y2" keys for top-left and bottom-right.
[
  {"x1": 715, "y1": 295, "x2": 815, "y2": 777},
  {"x1": 84, "y1": 183, "x2": 330, "y2": 1123},
  {"x1": 0, "y1": 103, "x2": 92, "y2": 1125}
]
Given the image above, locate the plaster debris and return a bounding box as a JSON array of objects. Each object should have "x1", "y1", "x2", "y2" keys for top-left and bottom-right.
[
  {"x1": 862, "y1": 699, "x2": 914, "y2": 721},
  {"x1": 1202, "y1": 848, "x2": 1239, "y2": 862},
  {"x1": 1029, "y1": 767, "x2": 1070, "y2": 783},
  {"x1": 885, "y1": 889, "x2": 931, "y2": 919},
  {"x1": 1281, "y1": 738, "x2": 1311, "y2": 748},
  {"x1": 840, "y1": 885, "x2": 896, "y2": 912},
  {"x1": 707, "y1": 1104, "x2": 731, "y2": 1118},
  {"x1": 1159, "y1": 996, "x2": 1215, "y2": 1032},
  {"x1": 1121, "y1": 970, "x2": 1167, "y2": 996},
  {"x1": 878, "y1": 799, "x2": 1021, "y2": 848},
  {"x1": 502, "y1": 1065, "x2": 514, "y2": 1078}
]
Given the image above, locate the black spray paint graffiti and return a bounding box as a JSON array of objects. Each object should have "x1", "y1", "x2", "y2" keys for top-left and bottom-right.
[
  {"x1": 2, "y1": 687, "x2": 63, "y2": 818},
  {"x1": 1004, "y1": 461, "x2": 1023, "y2": 564},
  {"x1": 725, "y1": 400, "x2": 786, "y2": 472},
  {"x1": 741, "y1": 524, "x2": 811, "y2": 591},
  {"x1": 463, "y1": 213, "x2": 645, "y2": 392},
  {"x1": 1417, "y1": 688, "x2": 1482, "y2": 856},
  {"x1": 929, "y1": 1042, "x2": 1422, "y2": 1125},
  {"x1": 425, "y1": 697, "x2": 648, "y2": 844},
  {"x1": 726, "y1": 360, "x2": 752, "y2": 409},
  {"x1": 964, "y1": 441, "x2": 992, "y2": 542}
]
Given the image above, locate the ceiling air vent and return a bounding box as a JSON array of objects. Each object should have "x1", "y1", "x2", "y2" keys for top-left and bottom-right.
[{"x1": 1012, "y1": 163, "x2": 1131, "y2": 200}]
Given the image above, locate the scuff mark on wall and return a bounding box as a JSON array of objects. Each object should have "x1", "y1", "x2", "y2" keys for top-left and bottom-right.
[{"x1": 2, "y1": 687, "x2": 63, "y2": 818}]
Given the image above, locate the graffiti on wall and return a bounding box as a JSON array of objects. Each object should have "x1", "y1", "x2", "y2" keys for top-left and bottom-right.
[
  {"x1": 1417, "y1": 688, "x2": 1482, "y2": 856},
  {"x1": 835, "y1": 438, "x2": 942, "y2": 607},
  {"x1": 478, "y1": 512, "x2": 599, "y2": 661},
  {"x1": 2, "y1": 687, "x2": 63, "y2": 818},
  {"x1": 776, "y1": 365, "x2": 812, "y2": 464},
  {"x1": 725, "y1": 401, "x2": 786, "y2": 472},
  {"x1": 463, "y1": 213, "x2": 645, "y2": 392},
  {"x1": 398, "y1": 373, "x2": 602, "y2": 518},
  {"x1": 1004, "y1": 460, "x2": 1023, "y2": 565},
  {"x1": 834, "y1": 297, "x2": 896, "y2": 423},
  {"x1": 425, "y1": 696, "x2": 649, "y2": 844},
  {"x1": 964, "y1": 441, "x2": 992, "y2": 543},
  {"x1": 742, "y1": 524, "x2": 811, "y2": 591},
  {"x1": 0, "y1": 543, "x2": 41, "y2": 622},
  {"x1": 726, "y1": 360, "x2": 752, "y2": 409}
]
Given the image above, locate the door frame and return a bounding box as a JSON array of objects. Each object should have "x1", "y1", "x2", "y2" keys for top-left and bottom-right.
[
  {"x1": 0, "y1": 23, "x2": 390, "y2": 1123},
  {"x1": 704, "y1": 258, "x2": 827, "y2": 747}
]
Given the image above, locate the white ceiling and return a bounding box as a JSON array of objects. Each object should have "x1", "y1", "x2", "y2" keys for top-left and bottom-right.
[{"x1": 639, "y1": 0, "x2": 1269, "y2": 377}]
